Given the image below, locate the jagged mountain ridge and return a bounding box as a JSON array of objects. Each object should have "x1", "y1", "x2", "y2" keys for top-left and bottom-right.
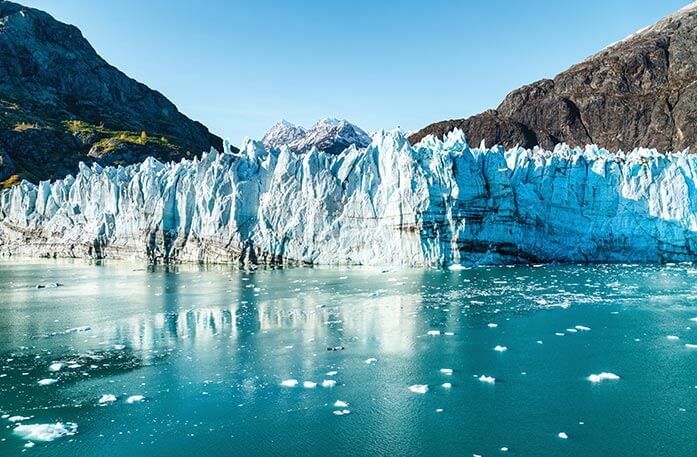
[
  {"x1": 0, "y1": 1, "x2": 224, "y2": 184},
  {"x1": 262, "y1": 118, "x2": 371, "y2": 154},
  {"x1": 409, "y1": 3, "x2": 697, "y2": 153}
]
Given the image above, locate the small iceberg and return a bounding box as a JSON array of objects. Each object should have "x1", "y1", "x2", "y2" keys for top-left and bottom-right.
[
  {"x1": 333, "y1": 400, "x2": 349, "y2": 408},
  {"x1": 440, "y1": 368, "x2": 453, "y2": 375},
  {"x1": 125, "y1": 395, "x2": 145, "y2": 404},
  {"x1": 325, "y1": 371, "x2": 338, "y2": 376},
  {"x1": 38, "y1": 378, "x2": 57, "y2": 386},
  {"x1": 442, "y1": 382, "x2": 452, "y2": 389},
  {"x1": 426, "y1": 330, "x2": 441, "y2": 336},
  {"x1": 685, "y1": 343, "x2": 697, "y2": 349},
  {"x1": 487, "y1": 323, "x2": 498, "y2": 328},
  {"x1": 667, "y1": 335, "x2": 680, "y2": 340},
  {"x1": 321, "y1": 379, "x2": 337, "y2": 388},
  {"x1": 8, "y1": 416, "x2": 33, "y2": 422},
  {"x1": 588, "y1": 372, "x2": 620, "y2": 383},
  {"x1": 478, "y1": 375, "x2": 496, "y2": 384},
  {"x1": 333, "y1": 409, "x2": 351, "y2": 416},
  {"x1": 447, "y1": 264, "x2": 468, "y2": 271},
  {"x1": 365, "y1": 358, "x2": 378, "y2": 365},
  {"x1": 558, "y1": 432, "x2": 568, "y2": 439},
  {"x1": 98, "y1": 394, "x2": 117, "y2": 405},
  {"x1": 303, "y1": 381, "x2": 317, "y2": 389},
  {"x1": 48, "y1": 363, "x2": 64, "y2": 372},
  {"x1": 13, "y1": 422, "x2": 77, "y2": 442},
  {"x1": 494, "y1": 345, "x2": 508, "y2": 352},
  {"x1": 280, "y1": 379, "x2": 298, "y2": 388},
  {"x1": 408, "y1": 384, "x2": 429, "y2": 394},
  {"x1": 575, "y1": 325, "x2": 591, "y2": 331}
]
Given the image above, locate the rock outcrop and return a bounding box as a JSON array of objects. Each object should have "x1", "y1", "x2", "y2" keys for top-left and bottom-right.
[
  {"x1": 0, "y1": 1, "x2": 223, "y2": 184},
  {"x1": 2, "y1": 130, "x2": 697, "y2": 266},
  {"x1": 409, "y1": 3, "x2": 697, "y2": 154}
]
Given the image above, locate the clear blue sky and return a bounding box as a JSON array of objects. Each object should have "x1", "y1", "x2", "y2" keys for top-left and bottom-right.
[{"x1": 20, "y1": 0, "x2": 691, "y2": 144}]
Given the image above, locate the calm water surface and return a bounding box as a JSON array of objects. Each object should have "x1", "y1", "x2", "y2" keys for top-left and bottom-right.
[{"x1": 1, "y1": 260, "x2": 696, "y2": 456}]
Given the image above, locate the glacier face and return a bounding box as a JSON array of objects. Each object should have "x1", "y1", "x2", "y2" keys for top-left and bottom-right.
[{"x1": 1, "y1": 129, "x2": 697, "y2": 266}]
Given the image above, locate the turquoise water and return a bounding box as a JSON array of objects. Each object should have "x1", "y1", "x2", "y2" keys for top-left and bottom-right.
[{"x1": 1, "y1": 260, "x2": 696, "y2": 456}]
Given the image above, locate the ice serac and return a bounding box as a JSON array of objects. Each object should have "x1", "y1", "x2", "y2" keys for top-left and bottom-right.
[{"x1": 1, "y1": 129, "x2": 697, "y2": 266}]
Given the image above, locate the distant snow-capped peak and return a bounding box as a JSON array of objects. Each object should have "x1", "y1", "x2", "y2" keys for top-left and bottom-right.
[{"x1": 262, "y1": 118, "x2": 371, "y2": 154}]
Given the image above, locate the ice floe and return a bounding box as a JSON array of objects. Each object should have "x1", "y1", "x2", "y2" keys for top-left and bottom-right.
[
  {"x1": 321, "y1": 379, "x2": 337, "y2": 388},
  {"x1": 280, "y1": 379, "x2": 298, "y2": 388},
  {"x1": 303, "y1": 381, "x2": 317, "y2": 389},
  {"x1": 8, "y1": 415, "x2": 32, "y2": 422},
  {"x1": 558, "y1": 432, "x2": 568, "y2": 439},
  {"x1": 408, "y1": 384, "x2": 429, "y2": 394},
  {"x1": 125, "y1": 395, "x2": 145, "y2": 404},
  {"x1": 98, "y1": 394, "x2": 117, "y2": 404},
  {"x1": 667, "y1": 335, "x2": 680, "y2": 340},
  {"x1": 365, "y1": 358, "x2": 378, "y2": 365},
  {"x1": 38, "y1": 378, "x2": 57, "y2": 386},
  {"x1": 48, "y1": 363, "x2": 64, "y2": 372},
  {"x1": 487, "y1": 323, "x2": 498, "y2": 328},
  {"x1": 426, "y1": 330, "x2": 441, "y2": 336},
  {"x1": 494, "y1": 345, "x2": 508, "y2": 352},
  {"x1": 478, "y1": 375, "x2": 496, "y2": 384},
  {"x1": 333, "y1": 409, "x2": 351, "y2": 416},
  {"x1": 442, "y1": 383, "x2": 452, "y2": 389},
  {"x1": 685, "y1": 343, "x2": 697, "y2": 349},
  {"x1": 440, "y1": 368, "x2": 453, "y2": 375},
  {"x1": 588, "y1": 372, "x2": 620, "y2": 383},
  {"x1": 333, "y1": 400, "x2": 349, "y2": 408},
  {"x1": 13, "y1": 422, "x2": 77, "y2": 442}
]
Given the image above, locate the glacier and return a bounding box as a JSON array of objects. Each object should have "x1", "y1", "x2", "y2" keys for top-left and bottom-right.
[{"x1": 1, "y1": 129, "x2": 697, "y2": 266}]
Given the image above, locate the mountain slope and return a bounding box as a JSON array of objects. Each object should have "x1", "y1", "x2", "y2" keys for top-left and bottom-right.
[
  {"x1": 0, "y1": 1, "x2": 224, "y2": 184},
  {"x1": 409, "y1": 3, "x2": 697, "y2": 152},
  {"x1": 262, "y1": 118, "x2": 371, "y2": 154}
]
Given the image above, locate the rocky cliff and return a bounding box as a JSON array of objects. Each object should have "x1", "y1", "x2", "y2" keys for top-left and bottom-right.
[
  {"x1": 2, "y1": 130, "x2": 696, "y2": 266},
  {"x1": 409, "y1": 3, "x2": 697, "y2": 154},
  {"x1": 0, "y1": 1, "x2": 223, "y2": 184}
]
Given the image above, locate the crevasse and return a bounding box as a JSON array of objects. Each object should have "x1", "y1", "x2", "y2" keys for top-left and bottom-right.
[{"x1": 1, "y1": 129, "x2": 697, "y2": 266}]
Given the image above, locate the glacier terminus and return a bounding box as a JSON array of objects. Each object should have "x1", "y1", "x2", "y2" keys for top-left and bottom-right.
[{"x1": 1, "y1": 129, "x2": 697, "y2": 267}]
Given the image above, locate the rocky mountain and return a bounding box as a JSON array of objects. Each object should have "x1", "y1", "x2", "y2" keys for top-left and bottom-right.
[
  {"x1": 409, "y1": 3, "x2": 697, "y2": 153},
  {"x1": 2, "y1": 130, "x2": 697, "y2": 265},
  {"x1": 0, "y1": 1, "x2": 223, "y2": 185},
  {"x1": 262, "y1": 118, "x2": 371, "y2": 154}
]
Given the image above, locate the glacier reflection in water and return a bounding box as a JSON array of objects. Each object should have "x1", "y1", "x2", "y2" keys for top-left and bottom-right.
[{"x1": 0, "y1": 260, "x2": 697, "y2": 456}]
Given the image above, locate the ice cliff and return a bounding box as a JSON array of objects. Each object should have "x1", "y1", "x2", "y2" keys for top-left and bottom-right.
[{"x1": 1, "y1": 129, "x2": 697, "y2": 266}]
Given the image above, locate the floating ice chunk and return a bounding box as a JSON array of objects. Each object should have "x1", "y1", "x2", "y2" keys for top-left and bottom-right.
[
  {"x1": 8, "y1": 416, "x2": 32, "y2": 422},
  {"x1": 25, "y1": 441, "x2": 35, "y2": 448},
  {"x1": 48, "y1": 363, "x2": 64, "y2": 372},
  {"x1": 444, "y1": 332, "x2": 455, "y2": 336},
  {"x1": 113, "y1": 344, "x2": 126, "y2": 351},
  {"x1": 447, "y1": 264, "x2": 467, "y2": 271},
  {"x1": 501, "y1": 447, "x2": 509, "y2": 452},
  {"x1": 487, "y1": 323, "x2": 498, "y2": 328},
  {"x1": 442, "y1": 383, "x2": 452, "y2": 389},
  {"x1": 436, "y1": 408, "x2": 444, "y2": 413},
  {"x1": 321, "y1": 379, "x2": 337, "y2": 388},
  {"x1": 280, "y1": 379, "x2": 298, "y2": 388},
  {"x1": 588, "y1": 372, "x2": 620, "y2": 383},
  {"x1": 667, "y1": 335, "x2": 680, "y2": 340},
  {"x1": 365, "y1": 358, "x2": 378, "y2": 365},
  {"x1": 98, "y1": 394, "x2": 117, "y2": 404},
  {"x1": 333, "y1": 400, "x2": 349, "y2": 408},
  {"x1": 67, "y1": 363, "x2": 82, "y2": 369},
  {"x1": 566, "y1": 328, "x2": 578, "y2": 333},
  {"x1": 575, "y1": 325, "x2": 591, "y2": 331},
  {"x1": 13, "y1": 422, "x2": 77, "y2": 442},
  {"x1": 38, "y1": 378, "x2": 57, "y2": 386},
  {"x1": 333, "y1": 409, "x2": 351, "y2": 416},
  {"x1": 685, "y1": 343, "x2": 697, "y2": 349},
  {"x1": 125, "y1": 395, "x2": 145, "y2": 404},
  {"x1": 326, "y1": 371, "x2": 338, "y2": 376},
  {"x1": 537, "y1": 340, "x2": 544, "y2": 344},
  {"x1": 427, "y1": 330, "x2": 441, "y2": 336},
  {"x1": 478, "y1": 375, "x2": 496, "y2": 384},
  {"x1": 64, "y1": 326, "x2": 90, "y2": 334},
  {"x1": 303, "y1": 381, "x2": 317, "y2": 389},
  {"x1": 555, "y1": 332, "x2": 565, "y2": 336},
  {"x1": 440, "y1": 368, "x2": 453, "y2": 375},
  {"x1": 558, "y1": 432, "x2": 568, "y2": 439},
  {"x1": 494, "y1": 345, "x2": 508, "y2": 352},
  {"x1": 408, "y1": 384, "x2": 429, "y2": 394},
  {"x1": 690, "y1": 318, "x2": 697, "y2": 322}
]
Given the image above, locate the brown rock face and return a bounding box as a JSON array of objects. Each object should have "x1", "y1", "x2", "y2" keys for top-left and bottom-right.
[
  {"x1": 409, "y1": 4, "x2": 697, "y2": 152},
  {"x1": 0, "y1": 1, "x2": 225, "y2": 183}
]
